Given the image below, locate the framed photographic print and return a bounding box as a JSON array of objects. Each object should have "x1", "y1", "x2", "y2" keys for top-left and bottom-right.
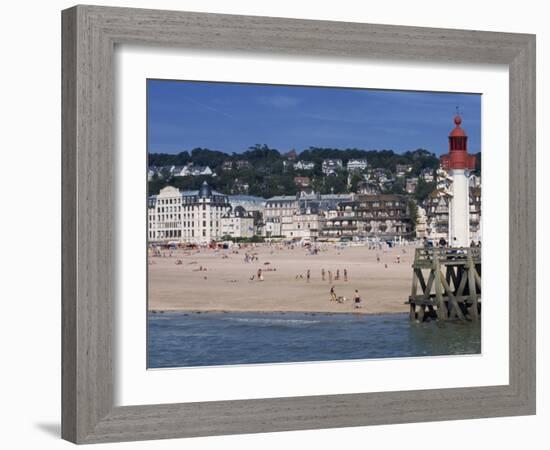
[{"x1": 62, "y1": 5, "x2": 536, "y2": 444}]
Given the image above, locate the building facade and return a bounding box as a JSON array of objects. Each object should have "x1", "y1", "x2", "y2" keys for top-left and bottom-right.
[
  {"x1": 293, "y1": 160, "x2": 315, "y2": 171},
  {"x1": 346, "y1": 159, "x2": 368, "y2": 172},
  {"x1": 321, "y1": 159, "x2": 343, "y2": 175},
  {"x1": 148, "y1": 186, "x2": 184, "y2": 241},
  {"x1": 221, "y1": 206, "x2": 255, "y2": 239},
  {"x1": 148, "y1": 182, "x2": 230, "y2": 244},
  {"x1": 321, "y1": 194, "x2": 413, "y2": 239},
  {"x1": 424, "y1": 185, "x2": 481, "y2": 243}
]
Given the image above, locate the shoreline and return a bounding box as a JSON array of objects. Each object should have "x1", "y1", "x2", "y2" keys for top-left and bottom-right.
[{"x1": 148, "y1": 308, "x2": 408, "y2": 316}]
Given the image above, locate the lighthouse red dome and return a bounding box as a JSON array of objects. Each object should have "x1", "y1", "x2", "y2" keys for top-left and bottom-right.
[
  {"x1": 450, "y1": 115, "x2": 466, "y2": 137},
  {"x1": 440, "y1": 114, "x2": 476, "y2": 171}
]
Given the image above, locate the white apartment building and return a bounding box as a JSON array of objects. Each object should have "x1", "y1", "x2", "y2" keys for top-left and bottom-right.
[
  {"x1": 280, "y1": 209, "x2": 322, "y2": 240},
  {"x1": 321, "y1": 159, "x2": 343, "y2": 175},
  {"x1": 263, "y1": 217, "x2": 282, "y2": 238},
  {"x1": 346, "y1": 159, "x2": 368, "y2": 172},
  {"x1": 172, "y1": 164, "x2": 213, "y2": 177},
  {"x1": 148, "y1": 182, "x2": 230, "y2": 244},
  {"x1": 221, "y1": 206, "x2": 255, "y2": 238},
  {"x1": 264, "y1": 195, "x2": 298, "y2": 219},
  {"x1": 293, "y1": 160, "x2": 315, "y2": 171},
  {"x1": 148, "y1": 186, "x2": 184, "y2": 241}
]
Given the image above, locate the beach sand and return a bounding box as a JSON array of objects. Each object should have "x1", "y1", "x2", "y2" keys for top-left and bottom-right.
[{"x1": 148, "y1": 242, "x2": 415, "y2": 314}]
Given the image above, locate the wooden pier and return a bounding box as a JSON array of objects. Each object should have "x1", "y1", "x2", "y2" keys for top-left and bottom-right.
[{"x1": 407, "y1": 247, "x2": 481, "y2": 322}]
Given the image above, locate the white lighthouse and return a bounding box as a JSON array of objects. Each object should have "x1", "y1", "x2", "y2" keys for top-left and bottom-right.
[{"x1": 440, "y1": 115, "x2": 476, "y2": 247}]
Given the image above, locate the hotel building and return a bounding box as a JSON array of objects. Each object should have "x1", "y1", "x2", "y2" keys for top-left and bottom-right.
[
  {"x1": 321, "y1": 194, "x2": 413, "y2": 239},
  {"x1": 148, "y1": 181, "x2": 230, "y2": 244}
]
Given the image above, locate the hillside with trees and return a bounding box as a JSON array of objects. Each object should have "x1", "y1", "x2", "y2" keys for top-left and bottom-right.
[{"x1": 148, "y1": 145, "x2": 479, "y2": 199}]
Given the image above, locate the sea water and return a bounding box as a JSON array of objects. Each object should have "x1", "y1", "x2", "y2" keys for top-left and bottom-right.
[{"x1": 147, "y1": 311, "x2": 481, "y2": 368}]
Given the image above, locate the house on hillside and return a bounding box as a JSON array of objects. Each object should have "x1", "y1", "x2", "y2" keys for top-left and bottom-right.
[
  {"x1": 346, "y1": 159, "x2": 368, "y2": 172},
  {"x1": 321, "y1": 159, "x2": 343, "y2": 176},
  {"x1": 293, "y1": 160, "x2": 315, "y2": 171}
]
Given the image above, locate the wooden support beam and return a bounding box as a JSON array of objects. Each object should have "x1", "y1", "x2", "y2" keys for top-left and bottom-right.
[
  {"x1": 433, "y1": 257, "x2": 448, "y2": 321},
  {"x1": 439, "y1": 271, "x2": 465, "y2": 321},
  {"x1": 467, "y1": 254, "x2": 479, "y2": 321},
  {"x1": 409, "y1": 269, "x2": 420, "y2": 321}
]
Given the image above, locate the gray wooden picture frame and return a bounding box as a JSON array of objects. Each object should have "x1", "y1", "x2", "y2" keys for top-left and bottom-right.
[{"x1": 61, "y1": 5, "x2": 536, "y2": 444}]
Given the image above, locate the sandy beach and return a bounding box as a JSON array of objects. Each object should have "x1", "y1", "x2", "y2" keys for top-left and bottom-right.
[{"x1": 148, "y1": 242, "x2": 416, "y2": 314}]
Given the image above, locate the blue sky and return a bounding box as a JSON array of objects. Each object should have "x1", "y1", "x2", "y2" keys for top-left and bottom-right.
[{"x1": 147, "y1": 79, "x2": 481, "y2": 155}]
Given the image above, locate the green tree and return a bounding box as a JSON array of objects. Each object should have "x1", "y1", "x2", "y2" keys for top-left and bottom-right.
[
  {"x1": 349, "y1": 173, "x2": 363, "y2": 193},
  {"x1": 414, "y1": 179, "x2": 437, "y2": 202}
]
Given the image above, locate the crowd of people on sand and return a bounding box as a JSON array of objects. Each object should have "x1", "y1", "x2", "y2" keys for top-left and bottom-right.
[{"x1": 148, "y1": 240, "x2": 421, "y2": 309}]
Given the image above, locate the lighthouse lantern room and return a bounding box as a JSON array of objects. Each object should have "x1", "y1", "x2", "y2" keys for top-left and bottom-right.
[{"x1": 440, "y1": 114, "x2": 477, "y2": 247}]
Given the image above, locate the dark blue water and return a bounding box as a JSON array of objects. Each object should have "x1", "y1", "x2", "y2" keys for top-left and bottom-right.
[{"x1": 147, "y1": 311, "x2": 481, "y2": 368}]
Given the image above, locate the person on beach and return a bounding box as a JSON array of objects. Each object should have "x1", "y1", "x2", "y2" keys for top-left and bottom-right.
[
  {"x1": 344, "y1": 269, "x2": 348, "y2": 282},
  {"x1": 328, "y1": 270, "x2": 333, "y2": 284},
  {"x1": 321, "y1": 268, "x2": 326, "y2": 281},
  {"x1": 376, "y1": 253, "x2": 380, "y2": 263},
  {"x1": 257, "y1": 268, "x2": 264, "y2": 281},
  {"x1": 330, "y1": 286, "x2": 337, "y2": 302},
  {"x1": 353, "y1": 290, "x2": 362, "y2": 309},
  {"x1": 335, "y1": 269, "x2": 340, "y2": 281},
  {"x1": 306, "y1": 269, "x2": 310, "y2": 283}
]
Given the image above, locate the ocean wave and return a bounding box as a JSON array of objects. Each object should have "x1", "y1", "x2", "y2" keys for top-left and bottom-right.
[{"x1": 223, "y1": 317, "x2": 320, "y2": 326}]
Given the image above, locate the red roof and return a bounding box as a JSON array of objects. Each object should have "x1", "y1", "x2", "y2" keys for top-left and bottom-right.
[{"x1": 449, "y1": 115, "x2": 466, "y2": 137}]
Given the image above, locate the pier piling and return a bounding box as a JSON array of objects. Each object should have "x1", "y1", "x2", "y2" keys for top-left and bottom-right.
[{"x1": 408, "y1": 247, "x2": 481, "y2": 322}]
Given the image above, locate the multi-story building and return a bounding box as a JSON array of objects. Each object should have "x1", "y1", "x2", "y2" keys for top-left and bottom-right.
[
  {"x1": 221, "y1": 206, "x2": 255, "y2": 239},
  {"x1": 228, "y1": 195, "x2": 266, "y2": 214},
  {"x1": 424, "y1": 186, "x2": 481, "y2": 243},
  {"x1": 263, "y1": 217, "x2": 282, "y2": 238},
  {"x1": 293, "y1": 160, "x2": 315, "y2": 171},
  {"x1": 469, "y1": 187, "x2": 482, "y2": 242},
  {"x1": 148, "y1": 186, "x2": 184, "y2": 241},
  {"x1": 469, "y1": 174, "x2": 481, "y2": 188},
  {"x1": 321, "y1": 159, "x2": 343, "y2": 176},
  {"x1": 415, "y1": 206, "x2": 428, "y2": 238},
  {"x1": 405, "y1": 177, "x2": 419, "y2": 194},
  {"x1": 424, "y1": 189, "x2": 451, "y2": 240},
  {"x1": 221, "y1": 161, "x2": 233, "y2": 171},
  {"x1": 322, "y1": 194, "x2": 413, "y2": 239},
  {"x1": 357, "y1": 180, "x2": 381, "y2": 195},
  {"x1": 396, "y1": 164, "x2": 413, "y2": 177},
  {"x1": 148, "y1": 182, "x2": 230, "y2": 244},
  {"x1": 280, "y1": 205, "x2": 322, "y2": 240},
  {"x1": 420, "y1": 168, "x2": 435, "y2": 183},
  {"x1": 172, "y1": 164, "x2": 213, "y2": 177},
  {"x1": 346, "y1": 159, "x2": 368, "y2": 172},
  {"x1": 264, "y1": 195, "x2": 298, "y2": 220},
  {"x1": 231, "y1": 178, "x2": 250, "y2": 194},
  {"x1": 235, "y1": 160, "x2": 251, "y2": 170},
  {"x1": 264, "y1": 190, "x2": 353, "y2": 240}
]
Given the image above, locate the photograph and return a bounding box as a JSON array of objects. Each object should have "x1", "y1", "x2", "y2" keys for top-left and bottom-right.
[{"x1": 146, "y1": 80, "x2": 482, "y2": 368}]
